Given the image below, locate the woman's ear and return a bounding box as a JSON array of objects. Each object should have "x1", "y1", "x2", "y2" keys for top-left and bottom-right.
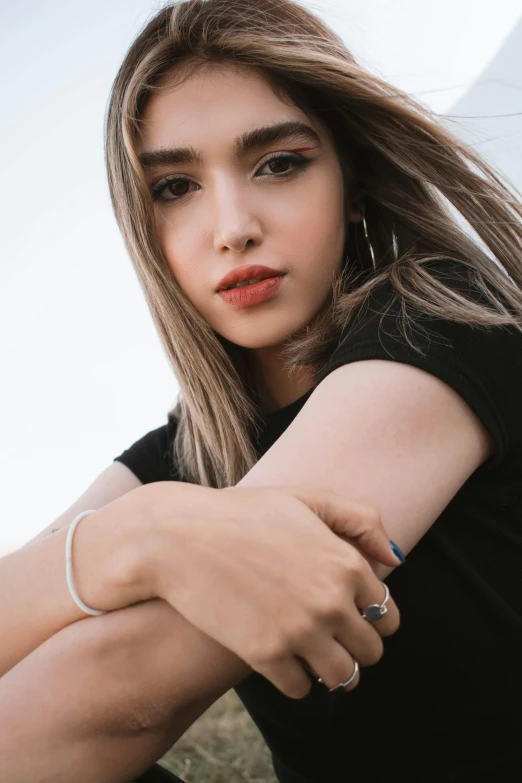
[
  {"x1": 347, "y1": 191, "x2": 364, "y2": 223},
  {"x1": 347, "y1": 202, "x2": 364, "y2": 223}
]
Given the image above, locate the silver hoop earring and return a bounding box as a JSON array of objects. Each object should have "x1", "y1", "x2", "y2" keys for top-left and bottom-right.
[{"x1": 362, "y1": 215, "x2": 377, "y2": 271}]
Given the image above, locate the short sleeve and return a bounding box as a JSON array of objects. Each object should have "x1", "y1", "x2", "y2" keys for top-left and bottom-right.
[
  {"x1": 315, "y1": 260, "x2": 522, "y2": 472},
  {"x1": 113, "y1": 415, "x2": 179, "y2": 484}
]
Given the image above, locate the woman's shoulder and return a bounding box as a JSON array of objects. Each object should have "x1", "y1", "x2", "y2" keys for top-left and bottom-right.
[
  {"x1": 113, "y1": 414, "x2": 180, "y2": 485},
  {"x1": 317, "y1": 257, "x2": 522, "y2": 470}
]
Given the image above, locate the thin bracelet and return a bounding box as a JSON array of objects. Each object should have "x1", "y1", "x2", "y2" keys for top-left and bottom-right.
[{"x1": 66, "y1": 510, "x2": 107, "y2": 616}]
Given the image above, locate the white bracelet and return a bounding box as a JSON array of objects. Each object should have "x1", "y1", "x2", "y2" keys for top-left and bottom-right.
[{"x1": 66, "y1": 510, "x2": 107, "y2": 616}]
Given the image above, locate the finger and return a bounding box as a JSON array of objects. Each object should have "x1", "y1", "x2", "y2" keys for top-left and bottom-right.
[
  {"x1": 285, "y1": 485, "x2": 404, "y2": 568},
  {"x1": 251, "y1": 654, "x2": 316, "y2": 700},
  {"x1": 299, "y1": 639, "x2": 361, "y2": 693},
  {"x1": 333, "y1": 605, "x2": 385, "y2": 666},
  {"x1": 353, "y1": 576, "x2": 401, "y2": 638}
]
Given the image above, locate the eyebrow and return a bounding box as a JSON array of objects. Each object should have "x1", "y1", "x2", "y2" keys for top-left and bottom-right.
[{"x1": 137, "y1": 120, "x2": 321, "y2": 170}]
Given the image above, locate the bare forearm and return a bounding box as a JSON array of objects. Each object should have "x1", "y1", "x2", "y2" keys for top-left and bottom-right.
[
  {"x1": 1, "y1": 706, "x2": 192, "y2": 783},
  {"x1": 73, "y1": 596, "x2": 252, "y2": 730},
  {"x1": 1, "y1": 697, "x2": 180, "y2": 783},
  {"x1": 0, "y1": 486, "x2": 156, "y2": 679},
  {"x1": 0, "y1": 598, "x2": 251, "y2": 783},
  {"x1": 0, "y1": 612, "x2": 165, "y2": 783}
]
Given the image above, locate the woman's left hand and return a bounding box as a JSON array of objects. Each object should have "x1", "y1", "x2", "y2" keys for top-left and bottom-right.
[{"x1": 138, "y1": 480, "x2": 400, "y2": 699}]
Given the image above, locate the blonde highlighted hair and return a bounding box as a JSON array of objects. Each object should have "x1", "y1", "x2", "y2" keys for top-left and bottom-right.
[{"x1": 104, "y1": 0, "x2": 522, "y2": 488}]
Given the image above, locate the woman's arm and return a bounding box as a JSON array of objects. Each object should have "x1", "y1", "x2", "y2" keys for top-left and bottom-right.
[
  {"x1": 0, "y1": 597, "x2": 250, "y2": 783},
  {"x1": 0, "y1": 496, "x2": 400, "y2": 781},
  {"x1": 236, "y1": 359, "x2": 493, "y2": 554},
  {"x1": 123, "y1": 360, "x2": 489, "y2": 712},
  {"x1": 1, "y1": 457, "x2": 397, "y2": 780},
  {"x1": 72, "y1": 357, "x2": 492, "y2": 733},
  {"x1": 0, "y1": 462, "x2": 151, "y2": 678},
  {"x1": 2, "y1": 482, "x2": 391, "y2": 774}
]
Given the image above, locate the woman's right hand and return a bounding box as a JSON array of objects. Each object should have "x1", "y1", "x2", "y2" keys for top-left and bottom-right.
[{"x1": 141, "y1": 481, "x2": 402, "y2": 699}]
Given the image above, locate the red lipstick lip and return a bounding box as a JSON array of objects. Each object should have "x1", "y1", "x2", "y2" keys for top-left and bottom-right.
[{"x1": 216, "y1": 265, "x2": 285, "y2": 292}]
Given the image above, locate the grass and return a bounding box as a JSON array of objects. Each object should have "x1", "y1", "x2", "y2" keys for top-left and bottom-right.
[{"x1": 158, "y1": 689, "x2": 278, "y2": 782}]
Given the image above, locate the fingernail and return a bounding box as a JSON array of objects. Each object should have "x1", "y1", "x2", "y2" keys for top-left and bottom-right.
[{"x1": 389, "y1": 540, "x2": 406, "y2": 564}]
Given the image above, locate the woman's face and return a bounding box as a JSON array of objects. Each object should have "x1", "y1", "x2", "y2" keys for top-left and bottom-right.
[{"x1": 137, "y1": 62, "x2": 359, "y2": 352}]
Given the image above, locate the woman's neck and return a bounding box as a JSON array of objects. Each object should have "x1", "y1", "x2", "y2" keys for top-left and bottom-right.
[{"x1": 252, "y1": 352, "x2": 315, "y2": 412}]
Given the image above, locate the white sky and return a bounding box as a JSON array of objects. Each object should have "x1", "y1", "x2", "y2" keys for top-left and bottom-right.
[{"x1": 1, "y1": 0, "x2": 521, "y2": 553}]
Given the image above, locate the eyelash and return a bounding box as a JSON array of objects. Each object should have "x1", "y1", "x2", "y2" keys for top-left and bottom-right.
[{"x1": 150, "y1": 152, "x2": 311, "y2": 203}]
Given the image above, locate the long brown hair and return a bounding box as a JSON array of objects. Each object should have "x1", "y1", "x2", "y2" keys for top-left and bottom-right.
[{"x1": 104, "y1": 0, "x2": 522, "y2": 488}]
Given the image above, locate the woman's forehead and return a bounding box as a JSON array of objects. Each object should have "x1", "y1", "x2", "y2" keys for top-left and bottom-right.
[
  {"x1": 138, "y1": 64, "x2": 324, "y2": 155},
  {"x1": 144, "y1": 63, "x2": 293, "y2": 125}
]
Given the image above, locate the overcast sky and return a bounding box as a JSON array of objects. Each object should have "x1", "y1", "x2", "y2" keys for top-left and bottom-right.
[{"x1": 1, "y1": 0, "x2": 521, "y2": 553}]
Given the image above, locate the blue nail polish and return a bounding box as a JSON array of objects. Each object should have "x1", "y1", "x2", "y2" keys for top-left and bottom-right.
[{"x1": 389, "y1": 540, "x2": 406, "y2": 564}]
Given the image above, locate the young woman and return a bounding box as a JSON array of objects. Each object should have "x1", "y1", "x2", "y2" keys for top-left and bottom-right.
[{"x1": 1, "y1": 0, "x2": 522, "y2": 781}]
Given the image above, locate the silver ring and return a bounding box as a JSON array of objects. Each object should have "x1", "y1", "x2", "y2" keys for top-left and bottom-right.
[
  {"x1": 318, "y1": 660, "x2": 360, "y2": 692},
  {"x1": 361, "y1": 581, "x2": 390, "y2": 622}
]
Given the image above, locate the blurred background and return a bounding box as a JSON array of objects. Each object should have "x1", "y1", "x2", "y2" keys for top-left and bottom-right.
[{"x1": 1, "y1": 0, "x2": 522, "y2": 555}]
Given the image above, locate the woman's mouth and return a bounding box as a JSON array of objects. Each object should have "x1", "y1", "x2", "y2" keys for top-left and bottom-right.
[{"x1": 217, "y1": 274, "x2": 285, "y2": 307}]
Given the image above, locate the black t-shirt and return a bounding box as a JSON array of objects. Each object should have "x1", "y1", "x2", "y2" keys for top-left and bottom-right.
[{"x1": 114, "y1": 260, "x2": 522, "y2": 782}]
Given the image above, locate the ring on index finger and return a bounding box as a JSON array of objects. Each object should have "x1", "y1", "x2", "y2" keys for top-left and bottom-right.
[{"x1": 361, "y1": 581, "x2": 390, "y2": 622}]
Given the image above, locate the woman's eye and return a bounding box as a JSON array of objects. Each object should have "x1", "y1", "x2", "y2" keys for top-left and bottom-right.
[
  {"x1": 151, "y1": 177, "x2": 196, "y2": 203},
  {"x1": 150, "y1": 152, "x2": 308, "y2": 203},
  {"x1": 257, "y1": 152, "x2": 307, "y2": 177}
]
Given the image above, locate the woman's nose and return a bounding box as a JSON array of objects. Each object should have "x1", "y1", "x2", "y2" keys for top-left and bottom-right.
[{"x1": 210, "y1": 187, "x2": 263, "y2": 253}]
